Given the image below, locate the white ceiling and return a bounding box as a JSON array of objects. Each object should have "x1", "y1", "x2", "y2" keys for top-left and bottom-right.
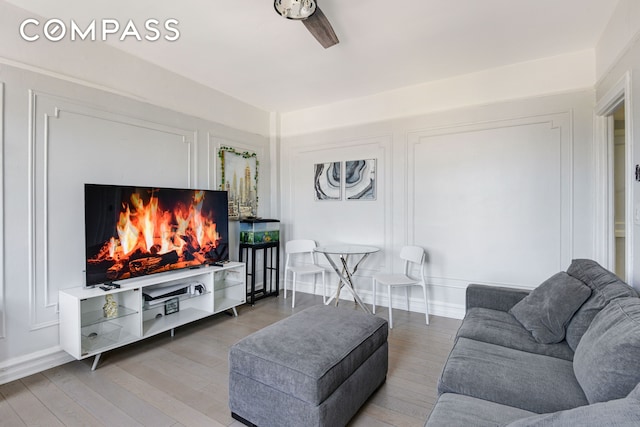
[{"x1": 5, "y1": 0, "x2": 619, "y2": 112}]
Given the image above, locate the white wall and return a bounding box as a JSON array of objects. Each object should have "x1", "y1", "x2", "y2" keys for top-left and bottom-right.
[
  {"x1": 0, "y1": 14, "x2": 272, "y2": 382},
  {"x1": 280, "y1": 91, "x2": 596, "y2": 319}
]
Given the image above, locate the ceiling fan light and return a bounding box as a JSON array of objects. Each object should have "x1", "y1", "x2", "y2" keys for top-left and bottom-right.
[{"x1": 274, "y1": 0, "x2": 317, "y2": 20}]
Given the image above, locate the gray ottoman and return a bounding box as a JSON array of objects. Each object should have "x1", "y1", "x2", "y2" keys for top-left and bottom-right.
[{"x1": 229, "y1": 304, "x2": 389, "y2": 427}]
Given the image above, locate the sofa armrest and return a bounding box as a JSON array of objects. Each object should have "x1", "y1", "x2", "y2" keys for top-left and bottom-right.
[{"x1": 466, "y1": 284, "x2": 530, "y2": 312}]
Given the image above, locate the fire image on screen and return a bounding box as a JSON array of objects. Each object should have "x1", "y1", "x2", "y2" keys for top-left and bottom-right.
[{"x1": 84, "y1": 184, "x2": 229, "y2": 286}]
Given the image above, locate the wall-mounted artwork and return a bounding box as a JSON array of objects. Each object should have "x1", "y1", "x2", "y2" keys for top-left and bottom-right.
[
  {"x1": 345, "y1": 159, "x2": 376, "y2": 200},
  {"x1": 314, "y1": 162, "x2": 341, "y2": 200},
  {"x1": 218, "y1": 146, "x2": 259, "y2": 219}
]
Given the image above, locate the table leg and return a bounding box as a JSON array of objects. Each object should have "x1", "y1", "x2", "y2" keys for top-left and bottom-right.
[
  {"x1": 323, "y1": 255, "x2": 342, "y2": 306},
  {"x1": 334, "y1": 254, "x2": 349, "y2": 305},
  {"x1": 322, "y1": 253, "x2": 372, "y2": 314},
  {"x1": 339, "y1": 255, "x2": 372, "y2": 314}
]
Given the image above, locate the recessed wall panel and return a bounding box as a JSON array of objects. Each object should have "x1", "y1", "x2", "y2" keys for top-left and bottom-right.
[
  {"x1": 30, "y1": 92, "x2": 195, "y2": 329},
  {"x1": 286, "y1": 137, "x2": 392, "y2": 281},
  {"x1": 409, "y1": 117, "x2": 571, "y2": 288}
]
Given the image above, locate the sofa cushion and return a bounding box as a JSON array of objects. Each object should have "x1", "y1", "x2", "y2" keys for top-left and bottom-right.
[
  {"x1": 465, "y1": 284, "x2": 530, "y2": 312},
  {"x1": 565, "y1": 259, "x2": 638, "y2": 351},
  {"x1": 438, "y1": 337, "x2": 588, "y2": 413},
  {"x1": 506, "y1": 382, "x2": 640, "y2": 427},
  {"x1": 425, "y1": 393, "x2": 535, "y2": 427},
  {"x1": 509, "y1": 272, "x2": 591, "y2": 344},
  {"x1": 573, "y1": 297, "x2": 640, "y2": 404},
  {"x1": 457, "y1": 307, "x2": 574, "y2": 360}
]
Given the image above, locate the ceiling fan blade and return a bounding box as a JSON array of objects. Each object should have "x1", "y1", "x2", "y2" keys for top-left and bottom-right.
[{"x1": 302, "y1": 7, "x2": 339, "y2": 48}]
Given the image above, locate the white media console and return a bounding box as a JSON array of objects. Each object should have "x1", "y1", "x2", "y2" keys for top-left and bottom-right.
[{"x1": 59, "y1": 262, "x2": 246, "y2": 370}]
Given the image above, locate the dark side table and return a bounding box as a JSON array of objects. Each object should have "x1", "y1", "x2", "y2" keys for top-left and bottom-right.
[{"x1": 239, "y1": 241, "x2": 280, "y2": 305}]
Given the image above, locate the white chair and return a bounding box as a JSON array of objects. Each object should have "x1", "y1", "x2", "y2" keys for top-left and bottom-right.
[
  {"x1": 283, "y1": 239, "x2": 326, "y2": 308},
  {"x1": 372, "y1": 246, "x2": 429, "y2": 328}
]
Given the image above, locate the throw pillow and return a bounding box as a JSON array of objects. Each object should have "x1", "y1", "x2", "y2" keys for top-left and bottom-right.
[
  {"x1": 509, "y1": 272, "x2": 591, "y2": 344},
  {"x1": 573, "y1": 298, "x2": 640, "y2": 404},
  {"x1": 564, "y1": 259, "x2": 638, "y2": 351}
]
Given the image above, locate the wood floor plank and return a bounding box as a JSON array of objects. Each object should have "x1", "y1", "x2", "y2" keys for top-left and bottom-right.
[
  {"x1": 2, "y1": 294, "x2": 460, "y2": 426},
  {"x1": 137, "y1": 346, "x2": 221, "y2": 391},
  {"x1": 0, "y1": 379, "x2": 65, "y2": 426},
  {"x1": 349, "y1": 412, "x2": 395, "y2": 427},
  {"x1": 162, "y1": 338, "x2": 230, "y2": 373},
  {"x1": 359, "y1": 401, "x2": 425, "y2": 427},
  {"x1": 41, "y1": 365, "x2": 143, "y2": 427},
  {"x1": 0, "y1": 390, "x2": 27, "y2": 426},
  {"x1": 61, "y1": 362, "x2": 177, "y2": 427},
  {"x1": 369, "y1": 384, "x2": 430, "y2": 421},
  {"x1": 20, "y1": 373, "x2": 101, "y2": 426},
  {"x1": 116, "y1": 356, "x2": 233, "y2": 425},
  {"x1": 99, "y1": 364, "x2": 225, "y2": 427}
]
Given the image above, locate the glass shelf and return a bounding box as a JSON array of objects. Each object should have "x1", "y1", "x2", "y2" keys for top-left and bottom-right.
[
  {"x1": 142, "y1": 291, "x2": 211, "y2": 311},
  {"x1": 217, "y1": 279, "x2": 243, "y2": 289},
  {"x1": 214, "y1": 296, "x2": 245, "y2": 313},
  {"x1": 81, "y1": 305, "x2": 138, "y2": 328},
  {"x1": 142, "y1": 307, "x2": 211, "y2": 337}
]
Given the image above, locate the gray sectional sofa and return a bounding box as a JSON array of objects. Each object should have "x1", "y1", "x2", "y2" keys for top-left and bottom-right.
[{"x1": 426, "y1": 259, "x2": 640, "y2": 426}]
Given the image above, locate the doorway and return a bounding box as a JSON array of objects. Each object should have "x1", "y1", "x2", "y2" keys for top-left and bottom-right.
[
  {"x1": 613, "y1": 104, "x2": 626, "y2": 279},
  {"x1": 595, "y1": 72, "x2": 632, "y2": 281}
]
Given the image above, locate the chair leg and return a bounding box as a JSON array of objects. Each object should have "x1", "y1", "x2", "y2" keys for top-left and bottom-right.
[
  {"x1": 292, "y1": 272, "x2": 296, "y2": 308},
  {"x1": 283, "y1": 270, "x2": 288, "y2": 299},
  {"x1": 312, "y1": 274, "x2": 317, "y2": 297},
  {"x1": 405, "y1": 287, "x2": 410, "y2": 311},
  {"x1": 321, "y1": 271, "x2": 327, "y2": 304},
  {"x1": 372, "y1": 278, "x2": 376, "y2": 314},
  {"x1": 388, "y1": 286, "x2": 393, "y2": 329},
  {"x1": 422, "y1": 284, "x2": 429, "y2": 325}
]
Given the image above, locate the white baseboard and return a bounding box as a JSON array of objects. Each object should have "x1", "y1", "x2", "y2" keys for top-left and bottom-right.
[
  {"x1": 0, "y1": 347, "x2": 73, "y2": 385},
  {"x1": 291, "y1": 281, "x2": 466, "y2": 320},
  {"x1": 428, "y1": 300, "x2": 465, "y2": 319}
]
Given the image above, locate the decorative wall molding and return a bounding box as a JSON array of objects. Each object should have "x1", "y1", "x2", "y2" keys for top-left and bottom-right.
[
  {"x1": 293, "y1": 278, "x2": 466, "y2": 319},
  {"x1": 27, "y1": 90, "x2": 197, "y2": 331},
  {"x1": 424, "y1": 276, "x2": 535, "y2": 291},
  {"x1": 407, "y1": 112, "x2": 574, "y2": 289}
]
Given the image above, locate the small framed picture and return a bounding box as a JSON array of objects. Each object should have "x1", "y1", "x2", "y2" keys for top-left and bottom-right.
[
  {"x1": 314, "y1": 162, "x2": 342, "y2": 201},
  {"x1": 345, "y1": 159, "x2": 376, "y2": 200},
  {"x1": 164, "y1": 297, "x2": 180, "y2": 315}
]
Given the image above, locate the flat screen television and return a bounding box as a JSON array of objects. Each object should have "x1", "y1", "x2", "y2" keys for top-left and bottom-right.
[{"x1": 84, "y1": 184, "x2": 229, "y2": 287}]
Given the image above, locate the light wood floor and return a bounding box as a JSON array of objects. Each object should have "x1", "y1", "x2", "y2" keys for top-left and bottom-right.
[{"x1": 0, "y1": 294, "x2": 461, "y2": 426}]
